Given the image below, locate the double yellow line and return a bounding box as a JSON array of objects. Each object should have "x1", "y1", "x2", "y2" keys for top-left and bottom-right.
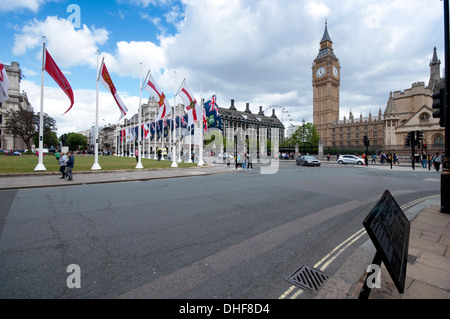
[{"x1": 278, "y1": 194, "x2": 439, "y2": 299}]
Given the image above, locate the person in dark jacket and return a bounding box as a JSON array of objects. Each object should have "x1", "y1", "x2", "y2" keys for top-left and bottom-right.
[{"x1": 66, "y1": 152, "x2": 75, "y2": 181}]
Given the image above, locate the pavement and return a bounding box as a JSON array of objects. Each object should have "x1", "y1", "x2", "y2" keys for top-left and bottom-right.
[{"x1": 1, "y1": 158, "x2": 449, "y2": 299}]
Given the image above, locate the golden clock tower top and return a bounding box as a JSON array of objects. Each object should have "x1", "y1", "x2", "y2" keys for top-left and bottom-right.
[{"x1": 316, "y1": 21, "x2": 337, "y2": 60}]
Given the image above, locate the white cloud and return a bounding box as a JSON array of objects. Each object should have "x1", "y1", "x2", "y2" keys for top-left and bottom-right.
[
  {"x1": 0, "y1": 0, "x2": 46, "y2": 12},
  {"x1": 13, "y1": 16, "x2": 109, "y2": 69},
  {"x1": 8, "y1": 0, "x2": 446, "y2": 134}
]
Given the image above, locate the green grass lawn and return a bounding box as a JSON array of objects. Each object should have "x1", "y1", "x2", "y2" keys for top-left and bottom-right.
[{"x1": 0, "y1": 154, "x2": 199, "y2": 174}]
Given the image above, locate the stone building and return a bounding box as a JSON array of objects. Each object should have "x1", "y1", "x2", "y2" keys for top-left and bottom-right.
[
  {"x1": 218, "y1": 99, "x2": 284, "y2": 154},
  {"x1": 110, "y1": 96, "x2": 284, "y2": 157},
  {"x1": 312, "y1": 23, "x2": 445, "y2": 155},
  {"x1": 0, "y1": 62, "x2": 33, "y2": 151}
]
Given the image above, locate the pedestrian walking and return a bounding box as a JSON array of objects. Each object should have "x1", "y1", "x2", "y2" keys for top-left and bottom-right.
[
  {"x1": 66, "y1": 152, "x2": 75, "y2": 181},
  {"x1": 433, "y1": 152, "x2": 442, "y2": 171},
  {"x1": 59, "y1": 152, "x2": 67, "y2": 179},
  {"x1": 157, "y1": 148, "x2": 162, "y2": 161},
  {"x1": 135, "y1": 148, "x2": 139, "y2": 162},
  {"x1": 393, "y1": 153, "x2": 399, "y2": 165}
]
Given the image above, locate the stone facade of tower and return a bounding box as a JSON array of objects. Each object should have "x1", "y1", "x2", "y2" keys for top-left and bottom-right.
[{"x1": 312, "y1": 24, "x2": 445, "y2": 155}]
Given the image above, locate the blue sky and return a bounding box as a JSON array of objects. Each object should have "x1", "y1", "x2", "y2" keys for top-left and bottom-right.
[{"x1": 1, "y1": 0, "x2": 446, "y2": 136}]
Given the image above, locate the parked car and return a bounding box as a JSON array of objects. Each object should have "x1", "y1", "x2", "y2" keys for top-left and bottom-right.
[
  {"x1": 296, "y1": 155, "x2": 321, "y2": 166},
  {"x1": 337, "y1": 155, "x2": 364, "y2": 165},
  {"x1": 217, "y1": 153, "x2": 232, "y2": 160}
]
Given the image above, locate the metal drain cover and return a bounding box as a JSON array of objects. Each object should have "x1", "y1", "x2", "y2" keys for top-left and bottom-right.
[{"x1": 285, "y1": 265, "x2": 330, "y2": 292}]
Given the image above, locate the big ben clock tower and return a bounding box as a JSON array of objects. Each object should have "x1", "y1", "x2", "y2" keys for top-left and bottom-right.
[{"x1": 312, "y1": 21, "x2": 340, "y2": 146}]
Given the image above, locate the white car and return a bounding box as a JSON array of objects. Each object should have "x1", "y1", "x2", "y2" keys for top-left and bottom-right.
[{"x1": 337, "y1": 155, "x2": 364, "y2": 165}]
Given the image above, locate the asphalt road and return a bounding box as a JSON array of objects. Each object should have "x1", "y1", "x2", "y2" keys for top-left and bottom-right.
[{"x1": 0, "y1": 161, "x2": 441, "y2": 299}]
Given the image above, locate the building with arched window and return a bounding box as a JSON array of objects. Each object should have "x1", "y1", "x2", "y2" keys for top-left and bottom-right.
[{"x1": 312, "y1": 22, "x2": 445, "y2": 156}]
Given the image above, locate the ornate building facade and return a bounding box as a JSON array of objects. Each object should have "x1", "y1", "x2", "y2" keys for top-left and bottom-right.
[
  {"x1": 0, "y1": 62, "x2": 33, "y2": 151},
  {"x1": 312, "y1": 24, "x2": 445, "y2": 155}
]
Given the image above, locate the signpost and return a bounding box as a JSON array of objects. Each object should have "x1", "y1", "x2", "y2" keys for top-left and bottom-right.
[{"x1": 359, "y1": 190, "x2": 410, "y2": 299}]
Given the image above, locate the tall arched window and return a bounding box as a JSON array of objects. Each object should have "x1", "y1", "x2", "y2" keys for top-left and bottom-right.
[{"x1": 433, "y1": 134, "x2": 444, "y2": 147}]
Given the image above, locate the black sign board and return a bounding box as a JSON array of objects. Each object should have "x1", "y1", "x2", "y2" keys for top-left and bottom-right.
[{"x1": 362, "y1": 189, "x2": 410, "y2": 294}]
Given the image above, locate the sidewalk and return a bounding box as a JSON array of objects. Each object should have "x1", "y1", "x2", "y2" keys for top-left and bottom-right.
[
  {"x1": 316, "y1": 196, "x2": 450, "y2": 299},
  {"x1": 0, "y1": 164, "x2": 236, "y2": 190}
]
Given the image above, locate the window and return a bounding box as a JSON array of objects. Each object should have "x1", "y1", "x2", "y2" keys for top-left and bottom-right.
[
  {"x1": 434, "y1": 135, "x2": 444, "y2": 147},
  {"x1": 419, "y1": 113, "x2": 430, "y2": 123}
]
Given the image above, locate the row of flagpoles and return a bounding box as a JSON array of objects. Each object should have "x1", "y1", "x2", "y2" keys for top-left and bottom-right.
[{"x1": 26, "y1": 37, "x2": 216, "y2": 171}]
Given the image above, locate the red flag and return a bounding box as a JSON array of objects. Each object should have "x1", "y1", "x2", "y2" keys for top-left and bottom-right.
[
  {"x1": 177, "y1": 81, "x2": 201, "y2": 127},
  {"x1": 44, "y1": 49, "x2": 74, "y2": 115},
  {"x1": 98, "y1": 59, "x2": 128, "y2": 121},
  {"x1": 142, "y1": 72, "x2": 171, "y2": 121}
]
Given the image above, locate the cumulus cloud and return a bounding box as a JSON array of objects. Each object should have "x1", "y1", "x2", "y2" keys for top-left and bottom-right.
[
  {"x1": 0, "y1": 0, "x2": 46, "y2": 12},
  {"x1": 9, "y1": 0, "x2": 446, "y2": 131},
  {"x1": 13, "y1": 16, "x2": 109, "y2": 69}
]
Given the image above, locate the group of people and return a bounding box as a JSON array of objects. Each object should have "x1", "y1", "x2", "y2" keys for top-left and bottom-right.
[{"x1": 57, "y1": 152, "x2": 75, "y2": 181}]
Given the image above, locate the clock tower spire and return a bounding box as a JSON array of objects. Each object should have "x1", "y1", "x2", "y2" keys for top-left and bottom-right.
[{"x1": 312, "y1": 21, "x2": 340, "y2": 147}]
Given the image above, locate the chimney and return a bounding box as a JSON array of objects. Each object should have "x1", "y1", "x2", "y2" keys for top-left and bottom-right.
[
  {"x1": 229, "y1": 99, "x2": 236, "y2": 110},
  {"x1": 245, "y1": 102, "x2": 251, "y2": 113},
  {"x1": 271, "y1": 109, "x2": 277, "y2": 118},
  {"x1": 258, "y1": 106, "x2": 264, "y2": 115}
]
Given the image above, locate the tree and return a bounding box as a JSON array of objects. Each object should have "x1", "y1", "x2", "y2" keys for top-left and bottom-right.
[
  {"x1": 33, "y1": 130, "x2": 59, "y2": 150},
  {"x1": 66, "y1": 132, "x2": 87, "y2": 151},
  {"x1": 4, "y1": 107, "x2": 35, "y2": 150},
  {"x1": 291, "y1": 122, "x2": 320, "y2": 153},
  {"x1": 5, "y1": 107, "x2": 58, "y2": 151}
]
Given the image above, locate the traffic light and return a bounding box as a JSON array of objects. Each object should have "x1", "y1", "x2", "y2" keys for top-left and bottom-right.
[
  {"x1": 423, "y1": 143, "x2": 427, "y2": 149},
  {"x1": 416, "y1": 130, "x2": 423, "y2": 146},
  {"x1": 405, "y1": 131, "x2": 414, "y2": 147},
  {"x1": 432, "y1": 88, "x2": 446, "y2": 127},
  {"x1": 363, "y1": 135, "x2": 369, "y2": 147}
]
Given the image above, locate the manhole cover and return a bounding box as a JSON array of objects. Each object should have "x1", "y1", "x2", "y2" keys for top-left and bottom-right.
[{"x1": 285, "y1": 265, "x2": 330, "y2": 292}]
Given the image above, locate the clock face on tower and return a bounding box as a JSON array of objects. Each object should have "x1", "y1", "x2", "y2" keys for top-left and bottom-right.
[
  {"x1": 332, "y1": 66, "x2": 339, "y2": 78},
  {"x1": 316, "y1": 66, "x2": 326, "y2": 78}
]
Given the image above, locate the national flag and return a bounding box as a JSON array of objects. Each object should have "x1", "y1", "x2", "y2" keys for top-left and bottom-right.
[
  {"x1": 156, "y1": 120, "x2": 162, "y2": 138},
  {"x1": 126, "y1": 127, "x2": 134, "y2": 142},
  {"x1": 120, "y1": 129, "x2": 126, "y2": 141},
  {"x1": 202, "y1": 111, "x2": 208, "y2": 132},
  {"x1": 98, "y1": 59, "x2": 128, "y2": 121},
  {"x1": 150, "y1": 122, "x2": 156, "y2": 140},
  {"x1": 142, "y1": 123, "x2": 150, "y2": 139},
  {"x1": 43, "y1": 49, "x2": 75, "y2": 114},
  {"x1": 0, "y1": 62, "x2": 10, "y2": 103},
  {"x1": 177, "y1": 81, "x2": 202, "y2": 127},
  {"x1": 134, "y1": 125, "x2": 139, "y2": 140},
  {"x1": 143, "y1": 72, "x2": 171, "y2": 121},
  {"x1": 203, "y1": 95, "x2": 222, "y2": 131},
  {"x1": 0, "y1": 62, "x2": 9, "y2": 103}
]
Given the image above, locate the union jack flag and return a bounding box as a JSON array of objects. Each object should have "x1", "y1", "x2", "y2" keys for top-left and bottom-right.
[{"x1": 208, "y1": 95, "x2": 219, "y2": 116}]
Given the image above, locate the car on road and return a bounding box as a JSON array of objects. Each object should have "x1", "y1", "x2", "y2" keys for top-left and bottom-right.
[
  {"x1": 337, "y1": 154, "x2": 364, "y2": 165},
  {"x1": 296, "y1": 155, "x2": 321, "y2": 166}
]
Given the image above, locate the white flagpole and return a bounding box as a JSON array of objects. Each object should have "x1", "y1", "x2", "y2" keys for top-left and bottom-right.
[
  {"x1": 177, "y1": 99, "x2": 182, "y2": 163},
  {"x1": 136, "y1": 62, "x2": 144, "y2": 168},
  {"x1": 188, "y1": 124, "x2": 192, "y2": 163},
  {"x1": 198, "y1": 82, "x2": 205, "y2": 166},
  {"x1": 91, "y1": 51, "x2": 101, "y2": 170},
  {"x1": 153, "y1": 120, "x2": 157, "y2": 159},
  {"x1": 34, "y1": 36, "x2": 47, "y2": 171},
  {"x1": 171, "y1": 70, "x2": 178, "y2": 167}
]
